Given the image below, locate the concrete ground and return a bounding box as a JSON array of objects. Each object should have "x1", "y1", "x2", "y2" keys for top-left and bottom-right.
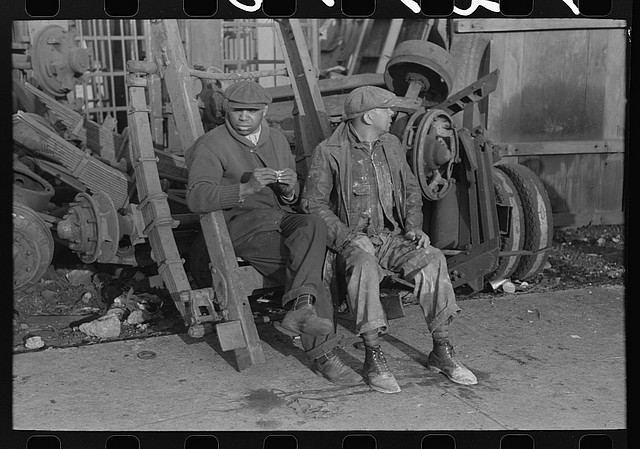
[{"x1": 10, "y1": 285, "x2": 627, "y2": 443}]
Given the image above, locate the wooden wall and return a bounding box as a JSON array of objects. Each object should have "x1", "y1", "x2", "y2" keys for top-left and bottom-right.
[{"x1": 456, "y1": 20, "x2": 628, "y2": 228}]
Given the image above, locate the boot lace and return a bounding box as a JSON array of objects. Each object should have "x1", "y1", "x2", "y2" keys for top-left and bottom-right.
[{"x1": 368, "y1": 347, "x2": 390, "y2": 373}]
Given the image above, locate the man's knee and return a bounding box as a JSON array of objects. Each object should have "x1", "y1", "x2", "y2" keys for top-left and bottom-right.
[
  {"x1": 298, "y1": 214, "x2": 328, "y2": 238},
  {"x1": 343, "y1": 248, "x2": 379, "y2": 275}
]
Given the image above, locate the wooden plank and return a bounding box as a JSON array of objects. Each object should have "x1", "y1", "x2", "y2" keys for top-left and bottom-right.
[
  {"x1": 505, "y1": 153, "x2": 625, "y2": 227},
  {"x1": 275, "y1": 19, "x2": 333, "y2": 177},
  {"x1": 603, "y1": 28, "x2": 628, "y2": 140},
  {"x1": 497, "y1": 32, "x2": 525, "y2": 142},
  {"x1": 151, "y1": 19, "x2": 266, "y2": 370},
  {"x1": 487, "y1": 34, "x2": 505, "y2": 141},
  {"x1": 150, "y1": 20, "x2": 205, "y2": 150},
  {"x1": 585, "y1": 29, "x2": 609, "y2": 141},
  {"x1": 504, "y1": 139, "x2": 624, "y2": 156},
  {"x1": 600, "y1": 152, "x2": 625, "y2": 216},
  {"x1": 267, "y1": 73, "x2": 385, "y2": 102},
  {"x1": 376, "y1": 19, "x2": 403, "y2": 74},
  {"x1": 454, "y1": 19, "x2": 627, "y2": 34},
  {"x1": 200, "y1": 213, "x2": 266, "y2": 370}
]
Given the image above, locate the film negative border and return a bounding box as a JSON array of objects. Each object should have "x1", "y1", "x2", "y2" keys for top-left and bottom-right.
[
  {"x1": 3, "y1": 1, "x2": 632, "y2": 449},
  {"x1": 11, "y1": 0, "x2": 633, "y2": 19},
  {"x1": 4, "y1": 430, "x2": 630, "y2": 448}
]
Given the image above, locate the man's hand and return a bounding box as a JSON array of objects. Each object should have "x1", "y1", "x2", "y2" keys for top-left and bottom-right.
[
  {"x1": 241, "y1": 167, "x2": 278, "y2": 196},
  {"x1": 349, "y1": 234, "x2": 376, "y2": 255},
  {"x1": 275, "y1": 168, "x2": 297, "y2": 187},
  {"x1": 405, "y1": 229, "x2": 430, "y2": 249},
  {"x1": 275, "y1": 168, "x2": 297, "y2": 198}
]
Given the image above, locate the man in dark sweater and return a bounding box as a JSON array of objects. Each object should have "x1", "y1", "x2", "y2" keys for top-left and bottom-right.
[{"x1": 185, "y1": 81, "x2": 361, "y2": 385}]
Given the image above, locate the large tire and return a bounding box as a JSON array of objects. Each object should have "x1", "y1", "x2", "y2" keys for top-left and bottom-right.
[
  {"x1": 495, "y1": 163, "x2": 553, "y2": 281},
  {"x1": 13, "y1": 202, "x2": 55, "y2": 291},
  {"x1": 485, "y1": 169, "x2": 525, "y2": 282}
]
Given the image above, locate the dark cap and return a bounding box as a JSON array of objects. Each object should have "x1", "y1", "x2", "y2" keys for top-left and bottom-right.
[
  {"x1": 224, "y1": 81, "x2": 272, "y2": 109},
  {"x1": 342, "y1": 86, "x2": 400, "y2": 120}
]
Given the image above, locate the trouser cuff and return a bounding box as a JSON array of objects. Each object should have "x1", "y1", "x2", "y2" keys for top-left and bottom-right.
[
  {"x1": 305, "y1": 334, "x2": 342, "y2": 360},
  {"x1": 282, "y1": 285, "x2": 319, "y2": 307},
  {"x1": 427, "y1": 304, "x2": 461, "y2": 333}
]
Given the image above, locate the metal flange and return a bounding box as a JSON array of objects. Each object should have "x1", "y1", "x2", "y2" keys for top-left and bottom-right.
[
  {"x1": 30, "y1": 24, "x2": 92, "y2": 97},
  {"x1": 57, "y1": 191, "x2": 120, "y2": 264},
  {"x1": 384, "y1": 40, "x2": 454, "y2": 104}
]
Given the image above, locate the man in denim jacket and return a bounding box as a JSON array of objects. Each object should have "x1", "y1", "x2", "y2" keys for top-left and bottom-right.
[{"x1": 301, "y1": 86, "x2": 477, "y2": 393}]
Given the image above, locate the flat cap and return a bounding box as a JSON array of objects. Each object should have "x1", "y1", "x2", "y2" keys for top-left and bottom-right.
[
  {"x1": 224, "y1": 81, "x2": 272, "y2": 109},
  {"x1": 342, "y1": 85, "x2": 400, "y2": 120}
]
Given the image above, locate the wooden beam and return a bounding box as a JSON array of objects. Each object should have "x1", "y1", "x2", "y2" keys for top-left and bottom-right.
[
  {"x1": 376, "y1": 19, "x2": 404, "y2": 74},
  {"x1": 454, "y1": 19, "x2": 627, "y2": 34},
  {"x1": 267, "y1": 73, "x2": 385, "y2": 101},
  {"x1": 503, "y1": 139, "x2": 625, "y2": 156},
  {"x1": 199, "y1": 213, "x2": 266, "y2": 370}
]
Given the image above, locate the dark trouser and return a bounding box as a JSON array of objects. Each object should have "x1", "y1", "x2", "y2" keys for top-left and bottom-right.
[
  {"x1": 234, "y1": 213, "x2": 337, "y2": 359},
  {"x1": 337, "y1": 232, "x2": 461, "y2": 337}
]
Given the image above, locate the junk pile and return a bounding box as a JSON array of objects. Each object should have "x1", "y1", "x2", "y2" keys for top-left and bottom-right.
[{"x1": 13, "y1": 264, "x2": 184, "y2": 352}]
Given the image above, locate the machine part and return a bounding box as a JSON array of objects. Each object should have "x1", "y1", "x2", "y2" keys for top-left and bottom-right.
[
  {"x1": 30, "y1": 25, "x2": 92, "y2": 97},
  {"x1": 428, "y1": 181, "x2": 459, "y2": 249},
  {"x1": 57, "y1": 191, "x2": 121, "y2": 264},
  {"x1": 384, "y1": 40, "x2": 454, "y2": 104},
  {"x1": 188, "y1": 231, "x2": 213, "y2": 289},
  {"x1": 485, "y1": 169, "x2": 525, "y2": 282},
  {"x1": 13, "y1": 163, "x2": 55, "y2": 212},
  {"x1": 406, "y1": 109, "x2": 458, "y2": 200},
  {"x1": 14, "y1": 111, "x2": 130, "y2": 209},
  {"x1": 495, "y1": 163, "x2": 553, "y2": 281},
  {"x1": 13, "y1": 202, "x2": 55, "y2": 291}
]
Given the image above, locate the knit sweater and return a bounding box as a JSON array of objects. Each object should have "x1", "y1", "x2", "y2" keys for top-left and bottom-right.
[{"x1": 185, "y1": 120, "x2": 299, "y2": 246}]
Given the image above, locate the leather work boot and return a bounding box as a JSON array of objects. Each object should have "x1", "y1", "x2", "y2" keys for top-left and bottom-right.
[
  {"x1": 313, "y1": 351, "x2": 363, "y2": 386},
  {"x1": 427, "y1": 340, "x2": 478, "y2": 385},
  {"x1": 280, "y1": 294, "x2": 334, "y2": 337},
  {"x1": 363, "y1": 345, "x2": 401, "y2": 394}
]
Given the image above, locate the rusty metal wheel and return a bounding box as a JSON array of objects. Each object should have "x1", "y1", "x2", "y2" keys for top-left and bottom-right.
[
  {"x1": 485, "y1": 169, "x2": 525, "y2": 282},
  {"x1": 495, "y1": 163, "x2": 553, "y2": 281},
  {"x1": 384, "y1": 40, "x2": 454, "y2": 104},
  {"x1": 406, "y1": 109, "x2": 458, "y2": 200},
  {"x1": 13, "y1": 163, "x2": 55, "y2": 212},
  {"x1": 13, "y1": 202, "x2": 54, "y2": 291}
]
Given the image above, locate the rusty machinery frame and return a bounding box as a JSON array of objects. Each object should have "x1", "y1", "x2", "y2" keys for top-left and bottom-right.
[{"x1": 120, "y1": 18, "x2": 549, "y2": 371}]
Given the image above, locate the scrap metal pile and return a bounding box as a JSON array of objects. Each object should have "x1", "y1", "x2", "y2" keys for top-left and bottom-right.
[{"x1": 13, "y1": 20, "x2": 555, "y2": 358}]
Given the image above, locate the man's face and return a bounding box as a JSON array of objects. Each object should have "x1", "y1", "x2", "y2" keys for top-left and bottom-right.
[
  {"x1": 227, "y1": 106, "x2": 267, "y2": 136},
  {"x1": 367, "y1": 107, "x2": 395, "y2": 134}
]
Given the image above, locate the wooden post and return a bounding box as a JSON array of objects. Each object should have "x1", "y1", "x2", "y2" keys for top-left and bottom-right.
[
  {"x1": 147, "y1": 19, "x2": 265, "y2": 369},
  {"x1": 274, "y1": 19, "x2": 332, "y2": 177}
]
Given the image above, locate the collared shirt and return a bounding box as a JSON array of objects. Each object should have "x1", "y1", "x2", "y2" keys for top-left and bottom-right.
[
  {"x1": 347, "y1": 123, "x2": 400, "y2": 236},
  {"x1": 246, "y1": 126, "x2": 262, "y2": 145}
]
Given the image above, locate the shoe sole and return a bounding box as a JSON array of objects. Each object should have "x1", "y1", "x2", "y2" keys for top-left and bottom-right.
[
  {"x1": 273, "y1": 321, "x2": 300, "y2": 337},
  {"x1": 367, "y1": 382, "x2": 401, "y2": 394},
  {"x1": 312, "y1": 369, "x2": 363, "y2": 386},
  {"x1": 428, "y1": 365, "x2": 478, "y2": 386}
]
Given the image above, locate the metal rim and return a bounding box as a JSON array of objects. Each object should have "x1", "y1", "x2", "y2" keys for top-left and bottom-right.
[
  {"x1": 13, "y1": 202, "x2": 54, "y2": 290},
  {"x1": 412, "y1": 109, "x2": 457, "y2": 200}
]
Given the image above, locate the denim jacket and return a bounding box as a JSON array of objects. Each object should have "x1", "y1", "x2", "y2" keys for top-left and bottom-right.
[{"x1": 301, "y1": 122, "x2": 424, "y2": 252}]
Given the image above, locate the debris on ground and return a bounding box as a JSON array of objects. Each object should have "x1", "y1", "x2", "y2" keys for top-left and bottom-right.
[{"x1": 13, "y1": 224, "x2": 625, "y2": 352}]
